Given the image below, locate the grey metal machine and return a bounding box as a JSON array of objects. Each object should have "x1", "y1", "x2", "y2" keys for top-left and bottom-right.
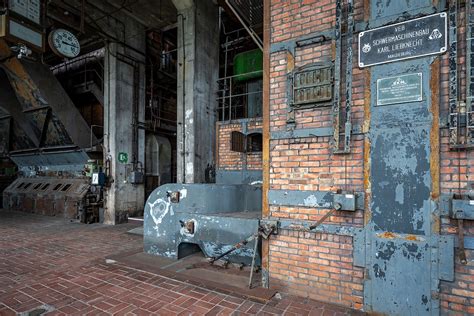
[{"x1": 143, "y1": 183, "x2": 263, "y2": 265}]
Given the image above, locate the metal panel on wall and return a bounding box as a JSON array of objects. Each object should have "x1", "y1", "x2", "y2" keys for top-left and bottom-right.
[
  {"x1": 363, "y1": 1, "x2": 445, "y2": 312},
  {"x1": 365, "y1": 54, "x2": 437, "y2": 316}
]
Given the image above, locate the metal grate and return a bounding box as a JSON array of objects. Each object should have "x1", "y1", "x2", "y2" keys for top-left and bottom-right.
[
  {"x1": 228, "y1": 0, "x2": 263, "y2": 28},
  {"x1": 225, "y1": 0, "x2": 263, "y2": 50}
]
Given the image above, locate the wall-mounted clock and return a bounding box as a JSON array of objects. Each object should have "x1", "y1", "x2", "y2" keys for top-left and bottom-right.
[{"x1": 48, "y1": 28, "x2": 80, "y2": 58}]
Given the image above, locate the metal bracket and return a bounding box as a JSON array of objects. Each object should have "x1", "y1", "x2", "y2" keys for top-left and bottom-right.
[
  {"x1": 260, "y1": 220, "x2": 279, "y2": 236},
  {"x1": 451, "y1": 200, "x2": 474, "y2": 220},
  {"x1": 167, "y1": 191, "x2": 180, "y2": 203}
]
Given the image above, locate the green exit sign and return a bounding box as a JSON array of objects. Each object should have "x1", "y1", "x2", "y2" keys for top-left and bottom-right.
[{"x1": 118, "y1": 152, "x2": 128, "y2": 164}]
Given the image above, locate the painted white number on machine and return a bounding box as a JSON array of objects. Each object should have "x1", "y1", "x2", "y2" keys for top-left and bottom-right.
[
  {"x1": 48, "y1": 29, "x2": 80, "y2": 58},
  {"x1": 92, "y1": 173, "x2": 99, "y2": 185}
]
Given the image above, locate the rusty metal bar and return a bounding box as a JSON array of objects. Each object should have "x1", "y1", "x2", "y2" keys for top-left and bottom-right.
[
  {"x1": 248, "y1": 232, "x2": 259, "y2": 288},
  {"x1": 333, "y1": 0, "x2": 353, "y2": 154},
  {"x1": 229, "y1": 77, "x2": 233, "y2": 121},
  {"x1": 458, "y1": 219, "x2": 467, "y2": 264},
  {"x1": 467, "y1": 0, "x2": 474, "y2": 144},
  {"x1": 448, "y1": 0, "x2": 460, "y2": 147},
  {"x1": 343, "y1": 0, "x2": 354, "y2": 153},
  {"x1": 332, "y1": 0, "x2": 343, "y2": 152}
]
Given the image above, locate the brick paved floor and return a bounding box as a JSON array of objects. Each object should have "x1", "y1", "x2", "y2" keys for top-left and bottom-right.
[{"x1": 0, "y1": 210, "x2": 363, "y2": 315}]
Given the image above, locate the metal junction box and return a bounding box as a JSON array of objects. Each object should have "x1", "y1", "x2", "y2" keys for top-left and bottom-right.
[
  {"x1": 450, "y1": 199, "x2": 474, "y2": 220},
  {"x1": 333, "y1": 193, "x2": 357, "y2": 211},
  {"x1": 129, "y1": 171, "x2": 144, "y2": 184}
]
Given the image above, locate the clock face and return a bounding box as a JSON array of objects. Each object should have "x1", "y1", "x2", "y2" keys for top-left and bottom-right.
[{"x1": 48, "y1": 29, "x2": 80, "y2": 58}]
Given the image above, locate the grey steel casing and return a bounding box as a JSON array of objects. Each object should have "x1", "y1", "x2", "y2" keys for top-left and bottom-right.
[{"x1": 144, "y1": 183, "x2": 262, "y2": 265}]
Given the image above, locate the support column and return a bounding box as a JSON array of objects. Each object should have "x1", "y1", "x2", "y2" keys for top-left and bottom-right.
[
  {"x1": 103, "y1": 19, "x2": 146, "y2": 224},
  {"x1": 173, "y1": 0, "x2": 219, "y2": 183}
]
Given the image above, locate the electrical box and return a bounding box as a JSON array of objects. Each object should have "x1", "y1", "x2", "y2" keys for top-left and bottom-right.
[
  {"x1": 128, "y1": 171, "x2": 144, "y2": 184},
  {"x1": 450, "y1": 199, "x2": 474, "y2": 220},
  {"x1": 333, "y1": 193, "x2": 356, "y2": 211}
]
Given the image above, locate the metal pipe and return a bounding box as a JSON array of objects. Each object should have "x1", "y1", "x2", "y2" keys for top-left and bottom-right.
[
  {"x1": 223, "y1": 34, "x2": 229, "y2": 122},
  {"x1": 50, "y1": 48, "x2": 104, "y2": 75},
  {"x1": 229, "y1": 78, "x2": 233, "y2": 121},
  {"x1": 218, "y1": 70, "x2": 263, "y2": 80},
  {"x1": 248, "y1": 234, "x2": 259, "y2": 288},
  {"x1": 216, "y1": 90, "x2": 262, "y2": 100},
  {"x1": 210, "y1": 233, "x2": 257, "y2": 264}
]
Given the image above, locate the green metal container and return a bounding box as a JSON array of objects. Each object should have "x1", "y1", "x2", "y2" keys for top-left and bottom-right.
[{"x1": 233, "y1": 49, "x2": 263, "y2": 82}]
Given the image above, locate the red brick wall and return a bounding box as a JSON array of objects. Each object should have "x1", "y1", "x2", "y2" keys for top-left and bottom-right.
[
  {"x1": 267, "y1": 0, "x2": 474, "y2": 313},
  {"x1": 438, "y1": 9, "x2": 474, "y2": 312},
  {"x1": 217, "y1": 119, "x2": 263, "y2": 171},
  {"x1": 269, "y1": 230, "x2": 364, "y2": 309},
  {"x1": 270, "y1": 0, "x2": 336, "y2": 44},
  {"x1": 268, "y1": 0, "x2": 367, "y2": 310}
]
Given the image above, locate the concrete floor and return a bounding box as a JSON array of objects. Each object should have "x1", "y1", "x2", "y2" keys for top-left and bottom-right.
[{"x1": 0, "y1": 210, "x2": 363, "y2": 315}]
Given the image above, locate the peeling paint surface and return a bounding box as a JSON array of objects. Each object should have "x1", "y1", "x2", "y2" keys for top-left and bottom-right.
[
  {"x1": 365, "y1": 55, "x2": 436, "y2": 314},
  {"x1": 369, "y1": 236, "x2": 432, "y2": 314},
  {"x1": 370, "y1": 60, "x2": 432, "y2": 236},
  {"x1": 144, "y1": 183, "x2": 261, "y2": 265}
]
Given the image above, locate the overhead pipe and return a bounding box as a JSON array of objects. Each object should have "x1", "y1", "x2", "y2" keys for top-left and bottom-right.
[{"x1": 50, "y1": 48, "x2": 105, "y2": 75}]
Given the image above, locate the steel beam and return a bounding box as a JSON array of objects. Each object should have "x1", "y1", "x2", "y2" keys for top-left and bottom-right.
[
  {"x1": 0, "y1": 68, "x2": 40, "y2": 147},
  {"x1": 20, "y1": 59, "x2": 97, "y2": 149},
  {"x1": 0, "y1": 39, "x2": 96, "y2": 149}
]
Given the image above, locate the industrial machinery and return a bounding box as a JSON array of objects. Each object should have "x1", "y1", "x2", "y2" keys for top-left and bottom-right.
[
  {"x1": 144, "y1": 182, "x2": 263, "y2": 265},
  {"x1": 3, "y1": 159, "x2": 105, "y2": 223}
]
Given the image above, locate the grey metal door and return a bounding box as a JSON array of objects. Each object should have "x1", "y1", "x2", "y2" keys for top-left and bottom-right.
[{"x1": 365, "y1": 59, "x2": 438, "y2": 314}]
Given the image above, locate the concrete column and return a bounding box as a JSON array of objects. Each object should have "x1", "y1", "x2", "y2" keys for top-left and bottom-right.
[
  {"x1": 103, "y1": 19, "x2": 146, "y2": 224},
  {"x1": 173, "y1": 0, "x2": 220, "y2": 183}
]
